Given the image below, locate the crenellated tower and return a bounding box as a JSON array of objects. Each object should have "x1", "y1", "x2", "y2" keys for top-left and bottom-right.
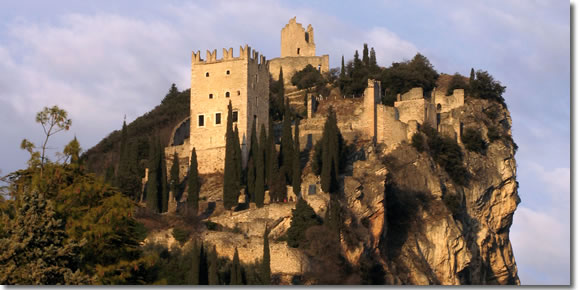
[{"x1": 189, "y1": 44, "x2": 269, "y2": 174}]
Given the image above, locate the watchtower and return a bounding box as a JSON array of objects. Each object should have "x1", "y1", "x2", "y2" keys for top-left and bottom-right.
[{"x1": 190, "y1": 45, "x2": 269, "y2": 173}]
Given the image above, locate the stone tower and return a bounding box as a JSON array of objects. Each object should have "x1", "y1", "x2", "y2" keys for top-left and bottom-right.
[
  {"x1": 189, "y1": 45, "x2": 269, "y2": 174},
  {"x1": 281, "y1": 16, "x2": 316, "y2": 57}
]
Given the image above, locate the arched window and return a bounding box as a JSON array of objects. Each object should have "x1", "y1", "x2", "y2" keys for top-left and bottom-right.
[
  {"x1": 209, "y1": 93, "x2": 213, "y2": 99},
  {"x1": 225, "y1": 92, "x2": 230, "y2": 98},
  {"x1": 205, "y1": 72, "x2": 210, "y2": 77}
]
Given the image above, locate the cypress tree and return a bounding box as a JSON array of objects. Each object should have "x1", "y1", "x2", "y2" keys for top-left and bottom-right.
[
  {"x1": 199, "y1": 242, "x2": 209, "y2": 285},
  {"x1": 117, "y1": 120, "x2": 128, "y2": 182},
  {"x1": 247, "y1": 157, "x2": 255, "y2": 202},
  {"x1": 223, "y1": 101, "x2": 238, "y2": 209},
  {"x1": 292, "y1": 118, "x2": 301, "y2": 198},
  {"x1": 278, "y1": 67, "x2": 285, "y2": 97},
  {"x1": 255, "y1": 126, "x2": 266, "y2": 207},
  {"x1": 362, "y1": 43, "x2": 369, "y2": 67},
  {"x1": 187, "y1": 148, "x2": 200, "y2": 213},
  {"x1": 161, "y1": 154, "x2": 169, "y2": 213},
  {"x1": 286, "y1": 198, "x2": 322, "y2": 248},
  {"x1": 470, "y1": 68, "x2": 475, "y2": 83},
  {"x1": 261, "y1": 227, "x2": 271, "y2": 284},
  {"x1": 191, "y1": 239, "x2": 200, "y2": 285},
  {"x1": 146, "y1": 139, "x2": 162, "y2": 213},
  {"x1": 265, "y1": 121, "x2": 275, "y2": 185},
  {"x1": 280, "y1": 100, "x2": 294, "y2": 185},
  {"x1": 231, "y1": 248, "x2": 242, "y2": 285},
  {"x1": 325, "y1": 196, "x2": 342, "y2": 244},
  {"x1": 208, "y1": 245, "x2": 219, "y2": 285},
  {"x1": 170, "y1": 152, "x2": 180, "y2": 201},
  {"x1": 320, "y1": 109, "x2": 341, "y2": 194},
  {"x1": 370, "y1": 47, "x2": 379, "y2": 74},
  {"x1": 234, "y1": 125, "x2": 242, "y2": 187},
  {"x1": 340, "y1": 55, "x2": 345, "y2": 78},
  {"x1": 353, "y1": 50, "x2": 362, "y2": 71}
]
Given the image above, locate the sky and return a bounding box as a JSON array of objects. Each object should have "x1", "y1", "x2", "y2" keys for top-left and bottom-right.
[{"x1": 0, "y1": 0, "x2": 570, "y2": 285}]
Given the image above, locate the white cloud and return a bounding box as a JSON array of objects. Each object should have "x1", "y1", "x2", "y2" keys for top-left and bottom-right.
[{"x1": 510, "y1": 206, "x2": 570, "y2": 285}]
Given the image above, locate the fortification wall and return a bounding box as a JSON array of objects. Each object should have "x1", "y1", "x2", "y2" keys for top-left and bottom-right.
[
  {"x1": 434, "y1": 89, "x2": 465, "y2": 113},
  {"x1": 398, "y1": 87, "x2": 424, "y2": 101},
  {"x1": 269, "y1": 55, "x2": 329, "y2": 86},
  {"x1": 394, "y1": 97, "x2": 437, "y2": 128},
  {"x1": 281, "y1": 17, "x2": 316, "y2": 57},
  {"x1": 376, "y1": 105, "x2": 408, "y2": 147}
]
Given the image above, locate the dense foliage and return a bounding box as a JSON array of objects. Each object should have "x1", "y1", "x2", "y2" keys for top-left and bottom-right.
[{"x1": 286, "y1": 199, "x2": 322, "y2": 248}]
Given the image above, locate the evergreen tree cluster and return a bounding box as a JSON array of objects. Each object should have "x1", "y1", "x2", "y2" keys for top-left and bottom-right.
[
  {"x1": 339, "y1": 43, "x2": 381, "y2": 97},
  {"x1": 312, "y1": 108, "x2": 345, "y2": 194},
  {"x1": 223, "y1": 101, "x2": 243, "y2": 210}
]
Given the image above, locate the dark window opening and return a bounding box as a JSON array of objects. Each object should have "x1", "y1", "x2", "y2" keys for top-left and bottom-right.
[
  {"x1": 209, "y1": 93, "x2": 213, "y2": 99},
  {"x1": 198, "y1": 115, "x2": 204, "y2": 127},
  {"x1": 225, "y1": 92, "x2": 230, "y2": 98},
  {"x1": 317, "y1": 65, "x2": 321, "y2": 72},
  {"x1": 215, "y1": 113, "x2": 221, "y2": 125},
  {"x1": 237, "y1": 90, "x2": 241, "y2": 96},
  {"x1": 233, "y1": 111, "x2": 239, "y2": 123},
  {"x1": 437, "y1": 103, "x2": 442, "y2": 112},
  {"x1": 226, "y1": 70, "x2": 230, "y2": 75},
  {"x1": 205, "y1": 72, "x2": 209, "y2": 77},
  {"x1": 297, "y1": 48, "x2": 300, "y2": 55}
]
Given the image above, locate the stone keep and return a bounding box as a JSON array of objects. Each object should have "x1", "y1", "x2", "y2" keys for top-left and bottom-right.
[
  {"x1": 189, "y1": 45, "x2": 269, "y2": 174},
  {"x1": 269, "y1": 17, "x2": 329, "y2": 86}
]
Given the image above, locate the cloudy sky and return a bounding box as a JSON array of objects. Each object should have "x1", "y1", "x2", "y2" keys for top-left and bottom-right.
[{"x1": 0, "y1": 0, "x2": 570, "y2": 285}]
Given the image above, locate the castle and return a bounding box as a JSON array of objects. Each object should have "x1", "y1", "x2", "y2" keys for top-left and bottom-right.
[{"x1": 163, "y1": 17, "x2": 465, "y2": 209}]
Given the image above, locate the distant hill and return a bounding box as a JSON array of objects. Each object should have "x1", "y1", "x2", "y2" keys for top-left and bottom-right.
[{"x1": 82, "y1": 86, "x2": 190, "y2": 178}]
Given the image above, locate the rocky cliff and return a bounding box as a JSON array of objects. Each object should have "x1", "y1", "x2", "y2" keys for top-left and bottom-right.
[{"x1": 142, "y1": 96, "x2": 519, "y2": 285}]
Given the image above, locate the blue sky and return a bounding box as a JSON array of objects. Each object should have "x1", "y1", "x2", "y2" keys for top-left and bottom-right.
[{"x1": 0, "y1": 0, "x2": 570, "y2": 285}]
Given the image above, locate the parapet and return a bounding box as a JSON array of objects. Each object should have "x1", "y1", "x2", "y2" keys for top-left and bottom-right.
[{"x1": 191, "y1": 44, "x2": 268, "y2": 66}]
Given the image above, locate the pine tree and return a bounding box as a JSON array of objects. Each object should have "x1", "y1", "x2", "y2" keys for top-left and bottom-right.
[
  {"x1": 208, "y1": 245, "x2": 219, "y2": 285},
  {"x1": 280, "y1": 100, "x2": 294, "y2": 185},
  {"x1": 170, "y1": 152, "x2": 180, "y2": 202},
  {"x1": 362, "y1": 43, "x2": 369, "y2": 67},
  {"x1": 191, "y1": 239, "x2": 200, "y2": 285},
  {"x1": 292, "y1": 118, "x2": 301, "y2": 198},
  {"x1": 261, "y1": 227, "x2": 271, "y2": 284},
  {"x1": 470, "y1": 68, "x2": 475, "y2": 83},
  {"x1": 230, "y1": 248, "x2": 242, "y2": 285},
  {"x1": 353, "y1": 50, "x2": 362, "y2": 71},
  {"x1": 0, "y1": 190, "x2": 88, "y2": 285},
  {"x1": 223, "y1": 101, "x2": 238, "y2": 209},
  {"x1": 187, "y1": 148, "x2": 200, "y2": 213}
]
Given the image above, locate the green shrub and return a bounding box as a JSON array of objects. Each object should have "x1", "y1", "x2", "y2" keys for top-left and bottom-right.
[
  {"x1": 446, "y1": 73, "x2": 467, "y2": 96},
  {"x1": 411, "y1": 132, "x2": 427, "y2": 152},
  {"x1": 469, "y1": 70, "x2": 506, "y2": 107},
  {"x1": 291, "y1": 64, "x2": 325, "y2": 90},
  {"x1": 172, "y1": 227, "x2": 191, "y2": 246},
  {"x1": 462, "y1": 128, "x2": 487, "y2": 154},
  {"x1": 204, "y1": 221, "x2": 220, "y2": 231},
  {"x1": 487, "y1": 126, "x2": 501, "y2": 142},
  {"x1": 421, "y1": 126, "x2": 469, "y2": 186},
  {"x1": 443, "y1": 193, "x2": 461, "y2": 217}
]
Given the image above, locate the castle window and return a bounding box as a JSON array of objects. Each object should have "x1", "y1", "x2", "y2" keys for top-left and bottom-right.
[
  {"x1": 215, "y1": 113, "x2": 222, "y2": 125},
  {"x1": 197, "y1": 115, "x2": 205, "y2": 127},
  {"x1": 232, "y1": 110, "x2": 239, "y2": 123},
  {"x1": 297, "y1": 48, "x2": 300, "y2": 55},
  {"x1": 237, "y1": 90, "x2": 241, "y2": 96},
  {"x1": 209, "y1": 93, "x2": 213, "y2": 99},
  {"x1": 225, "y1": 92, "x2": 230, "y2": 98},
  {"x1": 226, "y1": 70, "x2": 230, "y2": 75},
  {"x1": 205, "y1": 72, "x2": 210, "y2": 77},
  {"x1": 317, "y1": 65, "x2": 321, "y2": 72}
]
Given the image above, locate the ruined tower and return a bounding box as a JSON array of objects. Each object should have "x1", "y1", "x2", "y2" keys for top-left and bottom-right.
[
  {"x1": 187, "y1": 45, "x2": 269, "y2": 174},
  {"x1": 281, "y1": 16, "x2": 316, "y2": 57},
  {"x1": 269, "y1": 17, "x2": 329, "y2": 86}
]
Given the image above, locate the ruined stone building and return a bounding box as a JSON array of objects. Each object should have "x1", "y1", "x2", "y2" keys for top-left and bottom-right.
[
  {"x1": 165, "y1": 45, "x2": 269, "y2": 177},
  {"x1": 269, "y1": 17, "x2": 329, "y2": 86}
]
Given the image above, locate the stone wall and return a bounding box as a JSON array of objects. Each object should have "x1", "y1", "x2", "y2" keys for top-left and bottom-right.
[
  {"x1": 394, "y1": 97, "x2": 437, "y2": 128},
  {"x1": 269, "y1": 55, "x2": 329, "y2": 86},
  {"x1": 433, "y1": 89, "x2": 465, "y2": 113},
  {"x1": 376, "y1": 105, "x2": 408, "y2": 147},
  {"x1": 398, "y1": 87, "x2": 424, "y2": 101}
]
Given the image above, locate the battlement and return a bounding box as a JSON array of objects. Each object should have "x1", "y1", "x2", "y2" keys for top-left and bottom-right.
[{"x1": 192, "y1": 44, "x2": 268, "y2": 66}]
